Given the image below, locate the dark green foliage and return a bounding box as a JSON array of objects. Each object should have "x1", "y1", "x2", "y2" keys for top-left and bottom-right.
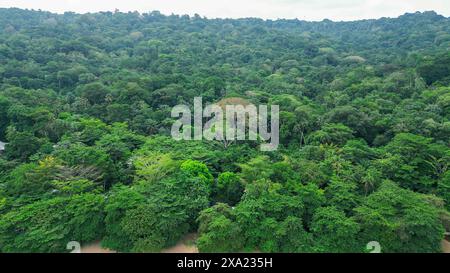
[
  {"x1": 212, "y1": 172, "x2": 245, "y2": 206},
  {"x1": 0, "y1": 8, "x2": 448, "y2": 253},
  {"x1": 102, "y1": 185, "x2": 146, "y2": 252},
  {"x1": 306, "y1": 123, "x2": 353, "y2": 146},
  {"x1": 197, "y1": 203, "x2": 244, "y2": 253},
  {"x1": 102, "y1": 167, "x2": 210, "y2": 252},
  {"x1": 354, "y1": 181, "x2": 445, "y2": 253},
  {"x1": 311, "y1": 206, "x2": 362, "y2": 252},
  {"x1": 417, "y1": 52, "x2": 450, "y2": 85},
  {"x1": 0, "y1": 193, "x2": 105, "y2": 253},
  {"x1": 233, "y1": 181, "x2": 306, "y2": 252}
]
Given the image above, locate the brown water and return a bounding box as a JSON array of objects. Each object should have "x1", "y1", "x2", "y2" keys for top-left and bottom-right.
[
  {"x1": 442, "y1": 240, "x2": 450, "y2": 253},
  {"x1": 80, "y1": 241, "x2": 116, "y2": 253},
  {"x1": 80, "y1": 237, "x2": 450, "y2": 253},
  {"x1": 80, "y1": 233, "x2": 198, "y2": 253},
  {"x1": 161, "y1": 233, "x2": 199, "y2": 253}
]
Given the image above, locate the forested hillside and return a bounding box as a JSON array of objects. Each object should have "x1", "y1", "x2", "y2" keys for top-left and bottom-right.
[{"x1": 0, "y1": 8, "x2": 449, "y2": 253}]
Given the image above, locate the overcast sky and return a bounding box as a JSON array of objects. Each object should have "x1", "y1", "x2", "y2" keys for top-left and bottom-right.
[{"x1": 0, "y1": 0, "x2": 449, "y2": 21}]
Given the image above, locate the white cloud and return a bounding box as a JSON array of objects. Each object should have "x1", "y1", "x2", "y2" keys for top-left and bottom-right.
[{"x1": 0, "y1": 0, "x2": 448, "y2": 21}]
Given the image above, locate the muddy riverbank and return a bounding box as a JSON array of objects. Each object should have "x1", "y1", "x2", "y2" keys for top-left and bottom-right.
[
  {"x1": 80, "y1": 233, "x2": 199, "y2": 253},
  {"x1": 80, "y1": 236, "x2": 450, "y2": 253}
]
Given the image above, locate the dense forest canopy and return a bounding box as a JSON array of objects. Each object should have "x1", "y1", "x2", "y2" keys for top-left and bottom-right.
[{"x1": 0, "y1": 8, "x2": 449, "y2": 253}]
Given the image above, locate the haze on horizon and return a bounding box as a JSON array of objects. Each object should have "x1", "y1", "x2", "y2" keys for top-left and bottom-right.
[{"x1": 0, "y1": 0, "x2": 449, "y2": 21}]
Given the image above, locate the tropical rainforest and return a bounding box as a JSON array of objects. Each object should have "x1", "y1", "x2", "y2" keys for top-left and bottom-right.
[{"x1": 0, "y1": 8, "x2": 449, "y2": 253}]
